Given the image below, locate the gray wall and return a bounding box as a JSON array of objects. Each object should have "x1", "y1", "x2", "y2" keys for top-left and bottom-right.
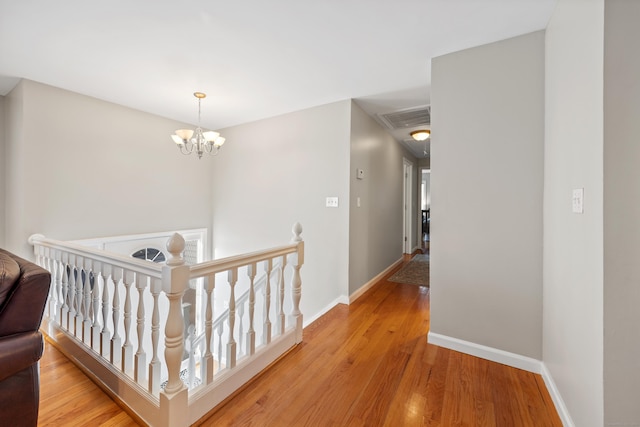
[
  {"x1": 430, "y1": 31, "x2": 544, "y2": 359},
  {"x1": 3, "y1": 80, "x2": 213, "y2": 257},
  {"x1": 348, "y1": 101, "x2": 417, "y2": 294},
  {"x1": 603, "y1": 0, "x2": 640, "y2": 424},
  {"x1": 544, "y1": 1, "x2": 604, "y2": 425},
  {"x1": 211, "y1": 100, "x2": 352, "y2": 322},
  {"x1": 0, "y1": 95, "x2": 5, "y2": 246}
]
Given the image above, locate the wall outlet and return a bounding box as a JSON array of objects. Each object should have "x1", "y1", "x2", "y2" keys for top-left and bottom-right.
[{"x1": 326, "y1": 197, "x2": 339, "y2": 208}]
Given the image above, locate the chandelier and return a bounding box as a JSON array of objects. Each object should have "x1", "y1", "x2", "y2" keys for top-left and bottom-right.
[{"x1": 171, "y1": 92, "x2": 226, "y2": 159}]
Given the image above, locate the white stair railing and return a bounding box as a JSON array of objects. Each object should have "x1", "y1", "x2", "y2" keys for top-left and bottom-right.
[
  {"x1": 29, "y1": 222, "x2": 304, "y2": 427},
  {"x1": 186, "y1": 262, "x2": 282, "y2": 379}
]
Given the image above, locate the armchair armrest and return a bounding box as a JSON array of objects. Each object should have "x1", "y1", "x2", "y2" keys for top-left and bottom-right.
[{"x1": 0, "y1": 331, "x2": 44, "y2": 383}]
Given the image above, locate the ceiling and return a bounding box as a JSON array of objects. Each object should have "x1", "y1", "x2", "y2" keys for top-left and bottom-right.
[{"x1": 0, "y1": 0, "x2": 557, "y2": 159}]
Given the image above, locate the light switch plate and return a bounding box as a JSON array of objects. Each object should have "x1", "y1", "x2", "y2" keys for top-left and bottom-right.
[{"x1": 572, "y1": 188, "x2": 584, "y2": 214}]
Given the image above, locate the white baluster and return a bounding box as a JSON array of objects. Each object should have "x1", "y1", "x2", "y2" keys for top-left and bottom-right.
[
  {"x1": 41, "y1": 248, "x2": 54, "y2": 319},
  {"x1": 277, "y1": 256, "x2": 286, "y2": 335},
  {"x1": 83, "y1": 260, "x2": 92, "y2": 344},
  {"x1": 43, "y1": 249, "x2": 55, "y2": 321},
  {"x1": 34, "y1": 244, "x2": 43, "y2": 266},
  {"x1": 246, "y1": 263, "x2": 256, "y2": 356},
  {"x1": 121, "y1": 270, "x2": 135, "y2": 373},
  {"x1": 100, "y1": 264, "x2": 112, "y2": 358},
  {"x1": 263, "y1": 259, "x2": 273, "y2": 345},
  {"x1": 54, "y1": 252, "x2": 63, "y2": 326},
  {"x1": 238, "y1": 303, "x2": 245, "y2": 356},
  {"x1": 61, "y1": 253, "x2": 70, "y2": 330},
  {"x1": 187, "y1": 325, "x2": 196, "y2": 390},
  {"x1": 110, "y1": 267, "x2": 123, "y2": 366},
  {"x1": 148, "y1": 278, "x2": 162, "y2": 395},
  {"x1": 135, "y1": 274, "x2": 148, "y2": 385},
  {"x1": 289, "y1": 222, "x2": 304, "y2": 343},
  {"x1": 203, "y1": 274, "x2": 215, "y2": 384},
  {"x1": 74, "y1": 257, "x2": 84, "y2": 338},
  {"x1": 216, "y1": 323, "x2": 224, "y2": 371},
  {"x1": 92, "y1": 262, "x2": 103, "y2": 352},
  {"x1": 68, "y1": 256, "x2": 77, "y2": 334},
  {"x1": 226, "y1": 268, "x2": 238, "y2": 369}
]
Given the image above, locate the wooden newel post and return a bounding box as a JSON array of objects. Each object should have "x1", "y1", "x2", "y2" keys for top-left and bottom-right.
[
  {"x1": 289, "y1": 222, "x2": 304, "y2": 343},
  {"x1": 159, "y1": 233, "x2": 189, "y2": 427}
]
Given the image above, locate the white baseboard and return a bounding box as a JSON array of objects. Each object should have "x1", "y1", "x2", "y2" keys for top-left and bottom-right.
[
  {"x1": 427, "y1": 331, "x2": 543, "y2": 374},
  {"x1": 349, "y1": 258, "x2": 404, "y2": 304},
  {"x1": 427, "y1": 332, "x2": 574, "y2": 426},
  {"x1": 540, "y1": 363, "x2": 575, "y2": 427}
]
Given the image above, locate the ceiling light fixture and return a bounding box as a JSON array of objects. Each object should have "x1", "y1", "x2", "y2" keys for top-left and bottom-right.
[
  {"x1": 171, "y1": 92, "x2": 226, "y2": 159},
  {"x1": 410, "y1": 129, "x2": 431, "y2": 157},
  {"x1": 410, "y1": 129, "x2": 431, "y2": 141}
]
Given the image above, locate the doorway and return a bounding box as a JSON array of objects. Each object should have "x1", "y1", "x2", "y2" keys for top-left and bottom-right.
[
  {"x1": 420, "y1": 168, "x2": 431, "y2": 250},
  {"x1": 403, "y1": 158, "x2": 414, "y2": 254}
]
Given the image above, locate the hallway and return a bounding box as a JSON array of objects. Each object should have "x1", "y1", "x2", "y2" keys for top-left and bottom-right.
[
  {"x1": 201, "y1": 255, "x2": 560, "y2": 426},
  {"x1": 39, "y1": 255, "x2": 561, "y2": 426}
]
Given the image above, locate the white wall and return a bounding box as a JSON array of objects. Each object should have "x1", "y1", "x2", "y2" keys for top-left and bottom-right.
[
  {"x1": 544, "y1": 1, "x2": 604, "y2": 426},
  {"x1": 210, "y1": 100, "x2": 351, "y2": 323},
  {"x1": 430, "y1": 31, "x2": 545, "y2": 358},
  {"x1": 603, "y1": 0, "x2": 640, "y2": 424},
  {"x1": 4, "y1": 80, "x2": 213, "y2": 258},
  {"x1": 348, "y1": 101, "x2": 417, "y2": 294}
]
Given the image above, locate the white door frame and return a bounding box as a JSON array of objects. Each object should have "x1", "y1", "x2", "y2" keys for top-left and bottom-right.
[{"x1": 403, "y1": 158, "x2": 414, "y2": 254}]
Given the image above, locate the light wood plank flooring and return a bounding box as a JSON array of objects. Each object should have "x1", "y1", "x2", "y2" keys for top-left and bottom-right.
[{"x1": 38, "y1": 254, "x2": 561, "y2": 426}]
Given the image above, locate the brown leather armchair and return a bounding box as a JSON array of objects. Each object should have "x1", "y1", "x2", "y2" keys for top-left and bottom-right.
[{"x1": 0, "y1": 249, "x2": 51, "y2": 427}]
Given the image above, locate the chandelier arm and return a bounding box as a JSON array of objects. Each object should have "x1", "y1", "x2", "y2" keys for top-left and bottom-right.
[{"x1": 179, "y1": 141, "x2": 196, "y2": 155}]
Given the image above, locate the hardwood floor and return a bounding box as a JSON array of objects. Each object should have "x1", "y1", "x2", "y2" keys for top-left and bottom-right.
[
  {"x1": 38, "y1": 254, "x2": 561, "y2": 426},
  {"x1": 38, "y1": 343, "x2": 138, "y2": 426}
]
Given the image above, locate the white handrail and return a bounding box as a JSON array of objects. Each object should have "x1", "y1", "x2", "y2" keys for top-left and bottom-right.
[
  {"x1": 188, "y1": 244, "x2": 296, "y2": 279},
  {"x1": 29, "y1": 234, "x2": 162, "y2": 279}
]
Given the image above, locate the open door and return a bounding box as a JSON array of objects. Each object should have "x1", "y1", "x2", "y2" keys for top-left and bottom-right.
[{"x1": 421, "y1": 168, "x2": 431, "y2": 249}]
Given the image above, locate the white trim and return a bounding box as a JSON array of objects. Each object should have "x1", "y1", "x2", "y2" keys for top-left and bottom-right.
[
  {"x1": 540, "y1": 363, "x2": 575, "y2": 427},
  {"x1": 427, "y1": 332, "x2": 543, "y2": 374},
  {"x1": 403, "y1": 158, "x2": 414, "y2": 254},
  {"x1": 349, "y1": 258, "x2": 404, "y2": 304}
]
